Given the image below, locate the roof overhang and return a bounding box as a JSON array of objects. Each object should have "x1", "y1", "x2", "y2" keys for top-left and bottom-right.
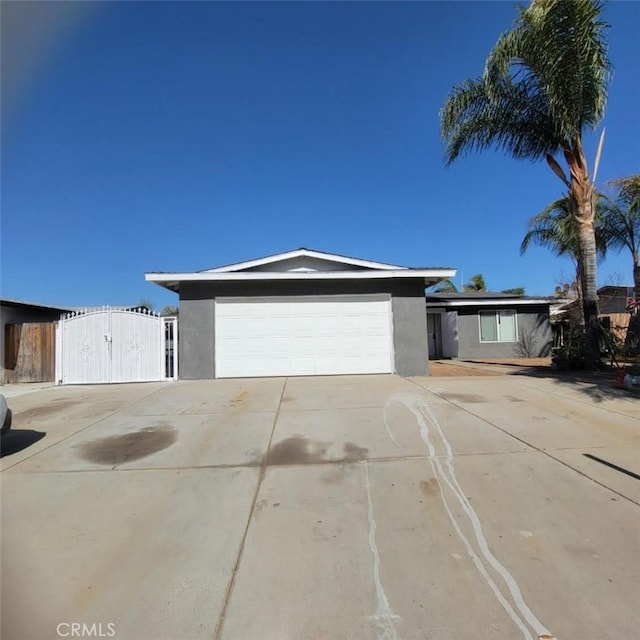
[
  {"x1": 146, "y1": 268, "x2": 457, "y2": 293},
  {"x1": 426, "y1": 298, "x2": 552, "y2": 308},
  {"x1": 0, "y1": 298, "x2": 73, "y2": 313}
]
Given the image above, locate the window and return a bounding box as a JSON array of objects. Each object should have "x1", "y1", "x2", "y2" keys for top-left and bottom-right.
[{"x1": 479, "y1": 310, "x2": 517, "y2": 342}]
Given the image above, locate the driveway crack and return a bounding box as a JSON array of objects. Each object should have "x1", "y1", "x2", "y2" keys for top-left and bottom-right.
[
  {"x1": 212, "y1": 377, "x2": 288, "y2": 640},
  {"x1": 407, "y1": 378, "x2": 640, "y2": 507}
]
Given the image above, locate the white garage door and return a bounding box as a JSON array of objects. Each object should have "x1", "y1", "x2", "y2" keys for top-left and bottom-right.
[{"x1": 215, "y1": 295, "x2": 393, "y2": 378}]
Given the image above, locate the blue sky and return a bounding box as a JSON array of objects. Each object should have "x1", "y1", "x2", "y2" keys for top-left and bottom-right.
[{"x1": 2, "y1": 0, "x2": 639, "y2": 311}]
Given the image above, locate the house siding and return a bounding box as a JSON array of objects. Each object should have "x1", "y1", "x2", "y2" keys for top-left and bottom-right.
[
  {"x1": 599, "y1": 297, "x2": 631, "y2": 314},
  {"x1": 178, "y1": 297, "x2": 215, "y2": 380},
  {"x1": 178, "y1": 279, "x2": 429, "y2": 379},
  {"x1": 456, "y1": 305, "x2": 552, "y2": 359},
  {"x1": 392, "y1": 285, "x2": 429, "y2": 376}
]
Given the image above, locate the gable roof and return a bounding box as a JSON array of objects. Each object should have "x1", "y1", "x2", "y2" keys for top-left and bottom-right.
[
  {"x1": 200, "y1": 248, "x2": 406, "y2": 273},
  {"x1": 146, "y1": 247, "x2": 456, "y2": 293}
]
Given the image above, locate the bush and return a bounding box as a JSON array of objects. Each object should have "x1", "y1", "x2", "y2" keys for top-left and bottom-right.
[
  {"x1": 551, "y1": 321, "x2": 627, "y2": 370},
  {"x1": 551, "y1": 324, "x2": 586, "y2": 370}
]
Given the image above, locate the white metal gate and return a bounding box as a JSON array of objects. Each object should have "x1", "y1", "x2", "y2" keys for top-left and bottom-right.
[{"x1": 56, "y1": 307, "x2": 177, "y2": 384}]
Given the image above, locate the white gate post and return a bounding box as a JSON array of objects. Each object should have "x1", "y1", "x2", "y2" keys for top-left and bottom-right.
[
  {"x1": 162, "y1": 317, "x2": 178, "y2": 380},
  {"x1": 173, "y1": 318, "x2": 178, "y2": 379},
  {"x1": 55, "y1": 318, "x2": 63, "y2": 385}
]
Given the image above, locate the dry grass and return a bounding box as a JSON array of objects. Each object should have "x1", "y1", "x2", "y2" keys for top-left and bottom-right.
[
  {"x1": 469, "y1": 357, "x2": 552, "y2": 368},
  {"x1": 428, "y1": 362, "x2": 502, "y2": 377},
  {"x1": 428, "y1": 358, "x2": 552, "y2": 377}
]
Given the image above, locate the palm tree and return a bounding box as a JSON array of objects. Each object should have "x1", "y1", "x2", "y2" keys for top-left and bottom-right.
[
  {"x1": 520, "y1": 194, "x2": 608, "y2": 314},
  {"x1": 441, "y1": 0, "x2": 612, "y2": 360},
  {"x1": 463, "y1": 274, "x2": 487, "y2": 293},
  {"x1": 554, "y1": 283, "x2": 576, "y2": 298},
  {"x1": 602, "y1": 175, "x2": 640, "y2": 298},
  {"x1": 433, "y1": 279, "x2": 458, "y2": 293}
]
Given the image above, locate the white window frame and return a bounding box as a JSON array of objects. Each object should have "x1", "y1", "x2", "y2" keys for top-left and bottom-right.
[{"x1": 478, "y1": 309, "x2": 518, "y2": 343}]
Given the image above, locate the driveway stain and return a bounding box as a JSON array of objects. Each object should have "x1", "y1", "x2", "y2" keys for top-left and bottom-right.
[
  {"x1": 77, "y1": 425, "x2": 177, "y2": 465},
  {"x1": 267, "y1": 437, "x2": 369, "y2": 466},
  {"x1": 16, "y1": 400, "x2": 78, "y2": 422},
  {"x1": 420, "y1": 478, "x2": 440, "y2": 497},
  {"x1": 267, "y1": 435, "x2": 329, "y2": 465},
  {"x1": 343, "y1": 442, "x2": 369, "y2": 462},
  {"x1": 231, "y1": 390, "x2": 248, "y2": 405},
  {"x1": 440, "y1": 393, "x2": 485, "y2": 403}
]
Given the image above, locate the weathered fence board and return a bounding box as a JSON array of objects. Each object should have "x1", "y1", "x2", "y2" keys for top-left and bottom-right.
[
  {"x1": 602, "y1": 313, "x2": 631, "y2": 341},
  {"x1": 4, "y1": 322, "x2": 55, "y2": 383}
]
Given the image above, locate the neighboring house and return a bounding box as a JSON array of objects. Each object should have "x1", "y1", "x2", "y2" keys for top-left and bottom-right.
[
  {"x1": 597, "y1": 286, "x2": 636, "y2": 314},
  {"x1": 425, "y1": 293, "x2": 553, "y2": 360},
  {"x1": 146, "y1": 248, "x2": 456, "y2": 378},
  {"x1": 1, "y1": 298, "x2": 72, "y2": 383},
  {"x1": 549, "y1": 286, "x2": 636, "y2": 321}
]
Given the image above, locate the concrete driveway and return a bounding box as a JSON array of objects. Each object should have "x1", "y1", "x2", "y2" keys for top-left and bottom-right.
[{"x1": 1, "y1": 373, "x2": 638, "y2": 640}]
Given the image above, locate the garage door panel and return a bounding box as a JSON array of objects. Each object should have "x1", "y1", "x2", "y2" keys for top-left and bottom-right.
[{"x1": 215, "y1": 296, "x2": 393, "y2": 378}]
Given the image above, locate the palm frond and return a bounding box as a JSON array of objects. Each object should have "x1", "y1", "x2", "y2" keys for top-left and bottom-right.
[
  {"x1": 486, "y1": 0, "x2": 611, "y2": 138},
  {"x1": 462, "y1": 274, "x2": 487, "y2": 292},
  {"x1": 440, "y1": 75, "x2": 558, "y2": 164},
  {"x1": 433, "y1": 279, "x2": 458, "y2": 293},
  {"x1": 600, "y1": 175, "x2": 640, "y2": 256},
  {"x1": 520, "y1": 193, "x2": 608, "y2": 260},
  {"x1": 442, "y1": 0, "x2": 612, "y2": 164}
]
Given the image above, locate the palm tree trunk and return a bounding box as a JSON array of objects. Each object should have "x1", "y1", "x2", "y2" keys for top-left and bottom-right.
[
  {"x1": 573, "y1": 261, "x2": 584, "y2": 325},
  {"x1": 565, "y1": 142, "x2": 600, "y2": 364},
  {"x1": 576, "y1": 220, "x2": 599, "y2": 324}
]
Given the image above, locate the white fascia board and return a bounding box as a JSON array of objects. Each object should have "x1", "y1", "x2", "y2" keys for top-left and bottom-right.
[
  {"x1": 203, "y1": 248, "x2": 407, "y2": 272},
  {"x1": 428, "y1": 298, "x2": 551, "y2": 307},
  {"x1": 146, "y1": 268, "x2": 456, "y2": 284}
]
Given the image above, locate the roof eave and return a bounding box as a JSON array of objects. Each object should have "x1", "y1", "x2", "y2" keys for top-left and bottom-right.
[
  {"x1": 426, "y1": 298, "x2": 552, "y2": 307},
  {"x1": 146, "y1": 268, "x2": 457, "y2": 293},
  {"x1": 0, "y1": 298, "x2": 74, "y2": 312}
]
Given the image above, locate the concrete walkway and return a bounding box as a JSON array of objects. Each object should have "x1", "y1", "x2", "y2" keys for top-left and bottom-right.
[{"x1": 1, "y1": 373, "x2": 638, "y2": 640}]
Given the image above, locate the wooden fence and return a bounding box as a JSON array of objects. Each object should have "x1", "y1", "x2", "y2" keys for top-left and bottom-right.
[
  {"x1": 4, "y1": 322, "x2": 56, "y2": 383},
  {"x1": 601, "y1": 313, "x2": 631, "y2": 342},
  {"x1": 552, "y1": 312, "x2": 631, "y2": 349}
]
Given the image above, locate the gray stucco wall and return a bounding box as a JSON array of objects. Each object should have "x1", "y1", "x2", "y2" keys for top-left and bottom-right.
[
  {"x1": 456, "y1": 305, "x2": 552, "y2": 359},
  {"x1": 600, "y1": 296, "x2": 630, "y2": 314},
  {"x1": 178, "y1": 296, "x2": 215, "y2": 379},
  {"x1": 178, "y1": 279, "x2": 429, "y2": 378},
  {"x1": 391, "y1": 286, "x2": 429, "y2": 376}
]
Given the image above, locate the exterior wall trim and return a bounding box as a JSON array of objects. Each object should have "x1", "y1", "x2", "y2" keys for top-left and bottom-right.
[{"x1": 428, "y1": 298, "x2": 551, "y2": 307}]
